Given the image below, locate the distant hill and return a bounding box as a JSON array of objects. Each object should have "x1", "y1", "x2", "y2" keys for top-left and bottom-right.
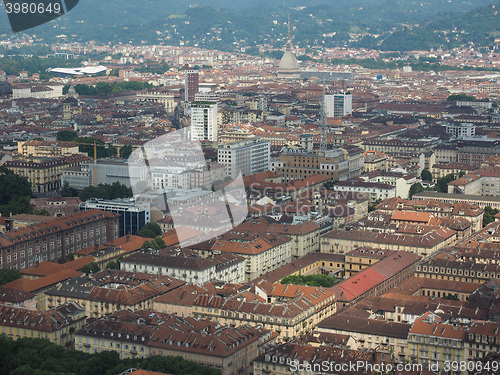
[{"x1": 0, "y1": 0, "x2": 498, "y2": 51}]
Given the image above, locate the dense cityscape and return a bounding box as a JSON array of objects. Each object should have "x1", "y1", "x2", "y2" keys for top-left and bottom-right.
[{"x1": 1, "y1": 1, "x2": 500, "y2": 375}]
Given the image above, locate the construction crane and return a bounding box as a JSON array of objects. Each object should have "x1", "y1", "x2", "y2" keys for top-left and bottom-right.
[{"x1": 71, "y1": 140, "x2": 109, "y2": 187}]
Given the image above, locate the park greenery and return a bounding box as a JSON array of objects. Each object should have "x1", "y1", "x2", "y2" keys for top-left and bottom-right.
[
  {"x1": 0, "y1": 335, "x2": 221, "y2": 375},
  {"x1": 62, "y1": 81, "x2": 153, "y2": 97},
  {"x1": 420, "y1": 169, "x2": 432, "y2": 182},
  {"x1": 79, "y1": 182, "x2": 133, "y2": 202},
  {"x1": 135, "y1": 222, "x2": 163, "y2": 238},
  {"x1": 81, "y1": 263, "x2": 100, "y2": 275},
  {"x1": 141, "y1": 237, "x2": 167, "y2": 252},
  {"x1": 281, "y1": 274, "x2": 339, "y2": 288},
  {"x1": 483, "y1": 206, "x2": 499, "y2": 227},
  {"x1": 56, "y1": 130, "x2": 116, "y2": 159},
  {"x1": 0, "y1": 269, "x2": 22, "y2": 286},
  {"x1": 61, "y1": 181, "x2": 79, "y2": 197},
  {"x1": 0, "y1": 167, "x2": 33, "y2": 216},
  {"x1": 447, "y1": 94, "x2": 477, "y2": 102},
  {"x1": 409, "y1": 183, "x2": 424, "y2": 199},
  {"x1": 435, "y1": 174, "x2": 456, "y2": 193}
]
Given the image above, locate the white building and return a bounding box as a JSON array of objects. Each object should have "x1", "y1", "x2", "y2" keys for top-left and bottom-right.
[
  {"x1": 324, "y1": 92, "x2": 352, "y2": 118},
  {"x1": 361, "y1": 170, "x2": 418, "y2": 199},
  {"x1": 218, "y1": 139, "x2": 270, "y2": 179},
  {"x1": 190, "y1": 101, "x2": 218, "y2": 141},
  {"x1": 79, "y1": 198, "x2": 150, "y2": 237},
  {"x1": 12, "y1": 84, "x2": 64, "y2": 99},
  {"x1": 446, "y1": 123, "x2": 475, "y2": 139},
  {"x1": 151, "y1": 167, "x2": 192, "y2": 190},
  {"x1": 332, "y1": 180, "x2": 396, "y2": 202},
  {"x1": 121, "y1": 251, "x2": 245, "y2": 285}
]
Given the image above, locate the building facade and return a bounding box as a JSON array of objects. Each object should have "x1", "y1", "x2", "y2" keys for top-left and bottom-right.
[
  {"x1": 190, "y1": 101, "x2": 218, "y2": 141},
  {"x1": 79, "y1": 198, "x2": 150, "y2": 237},
  {"x1": 218, "y1": 139, "x2": 270, "y2": 179},
  {"x1": 0, "y1": 209, "x2": 119, "y2": 270},
  {"x1": 324, "y1": 92, "x2": 352, "y2": 118}
]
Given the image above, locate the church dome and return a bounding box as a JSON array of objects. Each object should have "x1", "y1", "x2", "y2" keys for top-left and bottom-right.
[{"x1": 279, "y1": 50, "x2": 299, "y2": 71}]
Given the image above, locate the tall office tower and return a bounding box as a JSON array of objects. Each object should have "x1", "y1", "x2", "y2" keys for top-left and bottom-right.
[
  {"x1": 324, "y1": 92, "x2": 353, "y2": 118},
  {"x1": 190, "y1": 101, "x2": 218, "y2": 141},
  {"x1": 218, "y1": 139, "x2": 270, "y2": 179},
  {"x1": 184, "y1": 64, "x2": 199, "y2": 102}
]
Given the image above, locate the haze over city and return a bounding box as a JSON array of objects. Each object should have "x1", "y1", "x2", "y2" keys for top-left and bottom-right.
[{"x1": 0, "y1": 1, "x2": 500, "y2": 374}]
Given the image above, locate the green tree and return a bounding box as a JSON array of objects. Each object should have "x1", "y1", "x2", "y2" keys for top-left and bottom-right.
[
  {"x1": 135, "y1": 222, "x2": 162, "y2": 238},
  {"x1": 56, "y1": 130, "x2": 78, "y2": 142},
  {"x1": 1, "y1": 196, "x2": 33, "y2": 216},
  {"x1": 105, "y1": 260, "x2": 120, "y2": 270},
  {"x1": 119, "y1": 144, "x2": 133, "y2": 159},
  {"x1": 409, "y1": 183, "x2": 424, "y2": 199},
  {"x1": 447, "y1": 94, "x2": 477, "y2": 101},
  {"x1": 0, "y1": 335, "x2": 221, "y2": 375},
  {"x1": 483, "y1": 206, "x2": 499, "y2": 227},
  {"x1": 0, "y1": 168, "x2": 32, "y2": 205},
  {"x1": 81, "y1": 263, "x2": 100, "y2": 274},
  {"x1": 0, "y1": 268, "x2": 22, "y2": 285},
  {"x1": 421, "y1": 169, "x2": 432, "y2": 182},
  {"x1": 281, "y1": 274, "x2": 338, "y2": 287},
  {"x1": 61, "y1": 181, "x2": 78, "y2": 197},
  {"x1": 34, "y1": 208, "x2": 51, "y2": 216},
  {"x1": 436, "y1": 174, "x2": 455, "y2": 193},
  {"x1": 79, "y1": 182, "x2": 132, "y2": 202}
]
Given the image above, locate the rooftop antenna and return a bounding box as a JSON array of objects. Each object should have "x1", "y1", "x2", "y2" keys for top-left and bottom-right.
[{"x1": 320, "y1": 81, "x2": 328, "y2": 152}]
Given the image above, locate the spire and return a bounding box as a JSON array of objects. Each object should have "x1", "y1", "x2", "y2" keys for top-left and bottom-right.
[
  {"x1": 288, "y1": 11, "x2": 291, "y2": 42},
  {"x1": 285, "y1": 11, "x2": 292, "y2": 51}
]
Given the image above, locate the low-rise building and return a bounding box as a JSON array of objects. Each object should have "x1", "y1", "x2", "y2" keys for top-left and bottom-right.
[
  {"x1": 121, "y1": 249, "x2": 245, "y2": 285},
  {"x1": 0, "y1": 301, "x2": 85, "y2": 345},
  {"x1": 332, "y1": 180, "x2": 396, "y2": 202},
  {"x1": 0, "y1": 286, "x2": 36, "y2": 310},
  {"x1": 5, "y1": 154, "x2": 91, "y2": 193},
  {"x1": 79, "y1": 198, "x2": 150, "y2": 237},
  {"x1": 235, "y1": 218, "x2": 321, "y2": 260},
  {"x1": 408, "y1": 312, "x2": 468, "y2": 369},
  {"x1": 189, "y1": 230, "x2": 293, "y2": 282},
  {"x1": 0, "y1": 209, "x2": 119, "y2": 270},
  {"x1": 17, "y1": 140, "x2": 80, "y2": 158},
  {"x1": 45, "y1": 270, "x2": 185, "y2": 318},
  {"x1": 321, "y1": 227, "x2": 456, "y2": 257},
  {"x1": 154, "y1": 280, "x2": 336, "y2": 341},
  {"x1": 74, "y1": 310, "x2": 276, "y2": 375}
]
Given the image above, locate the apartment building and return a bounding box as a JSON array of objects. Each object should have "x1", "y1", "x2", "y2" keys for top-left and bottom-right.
[
  {"x1": 5, "y1": 154, "x2": 91, "y2": 193},
  {"x1": 17, "y1": 140, "x2": 80, "y2": 158},
  {"x1": 321, "y1": 227, "x2": 456, "y2": 257},
  {"x1": 332, "y1": 180, "x2": 396, "y2": 202},
  {"x1": 121, "y1": 250, "x2": 245, "y2": 285},
  {"x1": 45, "y1": 270, "x2": 185, "y2": 318},
  {"x1": 377, "y1": 197, "x2": 484, "y2": 233},
  {"x1": 0, "y1": 302, "x2": 85, "y2": 346},
  {"x1": 275, "y1": 146, "x2": 364, "y2": 183},
  {"x1": 190, "y1": 230, "x2": 293, "y2": 282},
  {"x1": 361, "y1": 170, "x2": 417, "y2": 199},
  {"x1": 408, "y1": 312, "x2": 468, "y2": 369},
  {"x1": 217, "y1": 139, "x2": 270, "y2": 179},
  {"x1": 153, "y1": 280, "x2": 336, "y2": 341},
  {"x1": 0, "y1": 209, "x2": 119, "y2": 270},
  {"x1": 318, "y1": 313, "x2": 410, "y2": 361},
  {"x1": 236, "y1": 218, "x2": 321, "y2": 260},
  {"x1": 74, "y1": 310, "x2": 275, "y2": 375}
]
